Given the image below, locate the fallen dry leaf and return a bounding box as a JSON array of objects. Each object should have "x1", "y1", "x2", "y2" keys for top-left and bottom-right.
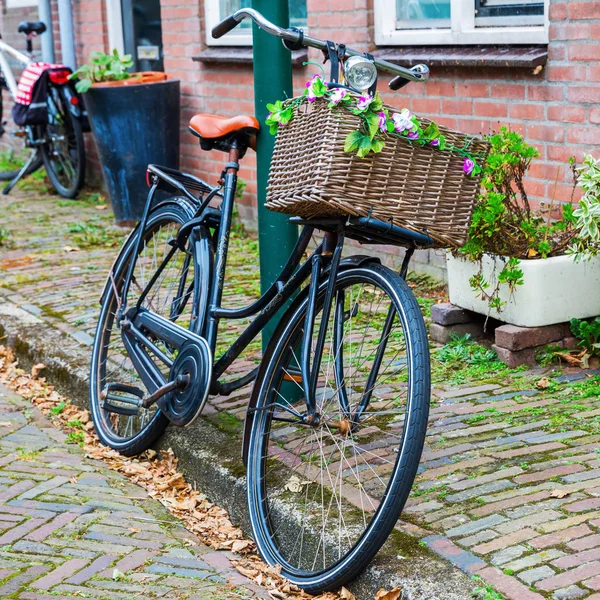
[
  {"x1": 550, "y1": 489, "x2": 572, "y2": 499},
  {"x1": 340, "y1": 587, "x2": 356, "y2": 600},
  {"x1": 375, "y1": 588, "x2": 401, "y2": 600},
  {"x1": 62, "y1": 245, "x2": 80, "y2": 252},
  {"x1": 284, "y1": 475, "x2": 311, "y2": 493},
  {"x1": 31, "y1": 363, "x2": 46, "y2": 379},
  {"x1": 535, "y1": 377, "x2": 550, "y2": 389},
  {"x1": 96, "y1": 204, "x2": 107, "y2": 210}
]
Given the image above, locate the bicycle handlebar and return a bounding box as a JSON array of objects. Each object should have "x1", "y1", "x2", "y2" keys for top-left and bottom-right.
[{"x1": 212, "y1": 8, "x2": 429, "y2": 88}]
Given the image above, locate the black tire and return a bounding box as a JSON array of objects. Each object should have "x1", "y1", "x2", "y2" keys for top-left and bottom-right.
[
  {"x1": 40, "y1": 86, "x2": 85, "y2": 198},
  {"x1": 246, "y1": 262, "x2": 430, "y2": 594},
  {"x1": 89, "y1": 199, "x2": 202, "y2": 456}
]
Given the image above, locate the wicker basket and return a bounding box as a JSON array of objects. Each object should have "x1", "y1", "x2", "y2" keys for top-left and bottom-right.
[{"x1": 265, "y1": 97, "x2": 490, "y2": 248}]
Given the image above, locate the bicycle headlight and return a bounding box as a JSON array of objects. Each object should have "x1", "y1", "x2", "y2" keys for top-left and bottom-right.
[{"x1": 343, "y1": 56, "x2": 377, "y2": 91}]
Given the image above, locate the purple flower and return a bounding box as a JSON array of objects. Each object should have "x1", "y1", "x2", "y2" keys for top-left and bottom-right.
[
  {"x1": 429, "y1": 138, "x2": 440, "y2": 147},
  {"x1": 378, "y1": 111, "x2": 387, "y2": 131},
  {"x1": 306, "y1": 74, "x2": 323, "y2": 103},
  {"x1": 407, "y1": 131, "x2": 419, "y2": 139},
  {"x1": 330, "y1": 88, "x2": 348, "y2": 105},
  {"x1": 463, "y1": 158, "x2": 475, "y2": 175},
  {"x1": 356, "y1": 94, "x2": 373, "y2": 111},
  {"x1": 392, "y1": 108, "x2": 413, "y2": 133}
]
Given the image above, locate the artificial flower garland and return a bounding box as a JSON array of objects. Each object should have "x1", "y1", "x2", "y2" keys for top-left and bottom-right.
[{"x1": 266, "y1": 74, "x2": 482, "y2": 177}]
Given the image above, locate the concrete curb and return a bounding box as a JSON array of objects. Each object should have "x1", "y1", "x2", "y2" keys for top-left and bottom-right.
[{"x1": 0, "y1": 294, "x2": 476, "y2": 600}]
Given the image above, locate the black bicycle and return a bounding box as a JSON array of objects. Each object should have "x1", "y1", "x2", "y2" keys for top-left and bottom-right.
[
  {"x1": 90, "y1": 8, "x2": 432, "y2": 593},
  {"x1": 0, "y1": 21, "x2": 86, "y2": 198}
]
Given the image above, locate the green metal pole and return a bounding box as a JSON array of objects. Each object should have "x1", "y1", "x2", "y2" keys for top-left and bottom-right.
[{"x1": 252, "y1": 0, "x2": 298, "y2": 351}]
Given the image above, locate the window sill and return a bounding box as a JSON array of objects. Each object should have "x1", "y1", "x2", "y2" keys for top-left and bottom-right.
[
  {"x1": 375, "y1": 45, "x2": 548, "y2": 69},
  {"x1": 193, "y1": 47, "x2": 308, "y2": 66}
]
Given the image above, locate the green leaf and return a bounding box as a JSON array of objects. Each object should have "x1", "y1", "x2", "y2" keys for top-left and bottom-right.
[
  {"x1": 356, "y1": 135, "x2": 374, "y2": 158},
  {"x1": 344, "y1": 131, "x2": 364, "y2": 153},
  {"x1": 311, "y1": 77, "x2": 327, "y2": 97},
  {"x1": 75, "y1": 78, "x2": 92, "y2": 93},
  {"x1": 371, "y1": 139, "x2": 385, "y2": 153},
  {"x1": 365, "y1": 112, "x2": 380, "y2": 140}
]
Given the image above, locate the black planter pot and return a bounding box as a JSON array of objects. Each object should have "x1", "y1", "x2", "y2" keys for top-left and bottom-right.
[{"x1": 85, "y1": 79, "x2": 180, "y2": 225}]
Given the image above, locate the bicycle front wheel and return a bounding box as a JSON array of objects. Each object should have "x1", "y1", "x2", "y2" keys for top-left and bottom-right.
[
  {"x1": 246, "y1": 261, "x2": 430, "y2": 593},
  {"x1": 41, "y1": 86, "x2": 85, "y2": 198}
]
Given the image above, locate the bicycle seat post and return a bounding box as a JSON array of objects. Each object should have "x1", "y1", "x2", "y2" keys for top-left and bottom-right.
[{"x1": 25, "y1": 34, "x2": 33, "y2": 58}]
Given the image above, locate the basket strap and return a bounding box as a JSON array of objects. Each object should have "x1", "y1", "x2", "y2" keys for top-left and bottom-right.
[{"x1": 325, "y1": 40, "x2": 340, "y2": 83}]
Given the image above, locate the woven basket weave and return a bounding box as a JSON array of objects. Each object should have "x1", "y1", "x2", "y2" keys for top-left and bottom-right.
[{"x1": 266, "y1": 97, "x2": 490, "y2": 248}]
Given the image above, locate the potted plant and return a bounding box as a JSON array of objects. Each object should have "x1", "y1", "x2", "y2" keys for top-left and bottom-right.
[
  {"x1": 69, "y1": 50, "x2": 180, "y2": 226},
  {"x1": 446, "y1": 129, "x2": 600, "y2": 328}
]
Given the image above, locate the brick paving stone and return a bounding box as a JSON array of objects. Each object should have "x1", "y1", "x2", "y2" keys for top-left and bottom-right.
[
  {"x1": 554, "y1": 547, "x2": 600, "y2": 569},
  {"x1": 420, "y1": 456, "x2": 494, "y2": 480},
  {"x1": 518, "y1": 565, "x2": 557, "y2": 585},
  {"x1": 446, "y1": 479, "x2": 515, "y2": 503},
  {"x1": 421, "y1": 535, "x2": 486, "y2": 575},
  {"x1": 503, "y1": 550, "x2": 566, "y2": 572},
  {"x1": 537, "y1": 561, "x2": 600, "y2": 591},
  {"x1": 569, "y1": 534, "x2": 600, "y2": 551},
  {"x1": 460, "y1": 530, "x2": 498, "y2": 547},
  {"x1": 31, "y1": 558, "x2": 89, "y2": 590},
  {"x1": 490, "y1": 545, "x2": 526, "y2": 566},
  {"x1": 531, "y1": 524, "x2": 593, "y2": 549},
  {"x1": 448, "y1": 466, "x2": 523, "y2": 491},
  {"x1": 496, "y1": 510, "x2": 562, "y2": 534},
  {"x1": 565, "y1": 497, "x2": 600, "y2": 512},
  {"x1": 471, "y1": 490, "x2": 552, "y2": 517},
  {"x1": 552, "y1": 586, "x2": 588, "y2": 599},
  {"x1": 24, "y1": 511, "x2": 79, "y2": 542},
  {"x1": 515, "y1": 464, "x2": 585, "y2": 484},
  {"x1": 472, "y1": 528, "x2": 538, "y2": 555},
  {"x1": 67, "y1": 554, "x2": 117, "y2": 584},
  {"x1": 537, "y1": 512, "x2": 600, "y2": 534},
  {"x1": 478, "y1": 566, "x2": 546, "y2": 600},
  {"x1": 446, "y1": 514, "x2": 506, "y2": 537}
]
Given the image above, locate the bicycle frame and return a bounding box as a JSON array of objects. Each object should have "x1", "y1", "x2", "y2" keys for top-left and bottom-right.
[
  {"x1": 118, "y1": 153, "x2": 346, "y2": 417},
  {"x1": 0, "y1": 39, "x2": 31, "y2": 100}
]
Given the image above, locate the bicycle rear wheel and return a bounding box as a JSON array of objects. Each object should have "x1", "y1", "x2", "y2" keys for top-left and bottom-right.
[
  {"x1": 89, "y1": 199, "x2": 203, "y2": 456},
  {"x1": 41, "y1": 85, "x2": 85, "y2": 198},
  {"x1": 246, "y1": 261, "x2": 430, "y2": 593}
]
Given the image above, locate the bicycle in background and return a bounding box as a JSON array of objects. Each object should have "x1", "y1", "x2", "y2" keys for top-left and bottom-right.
[{"x1": 0, "y1": 21, "x2": 86, "y2": 198}]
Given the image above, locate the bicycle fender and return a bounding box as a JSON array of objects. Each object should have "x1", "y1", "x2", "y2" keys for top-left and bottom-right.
[
  {"x1": 98, "y1": 197, "x2": 198, "y2": 306},
  {"x1": 240, "y1": 255, "x2": 379, "y2": 466}
]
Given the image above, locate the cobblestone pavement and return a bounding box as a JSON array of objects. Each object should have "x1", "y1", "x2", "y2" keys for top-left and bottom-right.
[
  {"x1": 0, "y1": 381, "x2": 265, "y2": 599},
  {"x1": 6, "y1": 188, "x2": 600, "y2": 599}
]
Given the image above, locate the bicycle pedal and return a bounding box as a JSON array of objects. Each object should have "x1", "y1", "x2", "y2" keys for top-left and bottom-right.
[
  {"x1": 100, "y1": 382, "x2": 144, "y2": 416},
  {"x1": 11, "y1": 129, "x2": 27, "y2": 138}
]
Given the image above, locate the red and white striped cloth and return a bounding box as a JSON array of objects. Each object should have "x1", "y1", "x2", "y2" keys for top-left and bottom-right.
[{"x1": 15, "y1": 62, "x2": 63, "y2": 105}]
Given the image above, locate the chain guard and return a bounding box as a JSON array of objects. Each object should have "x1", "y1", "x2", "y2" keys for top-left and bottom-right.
[{"x1": 158, "y1": 339, "x2": 212, "y2": 427}]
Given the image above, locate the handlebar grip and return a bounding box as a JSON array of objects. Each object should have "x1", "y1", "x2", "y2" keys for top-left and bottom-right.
[
  {"x1": 212, "y1": 15, "x2": 239, "y2": 38},
  {"x1": 389, "y1": 75, "x2": 411, "y2": 91}
]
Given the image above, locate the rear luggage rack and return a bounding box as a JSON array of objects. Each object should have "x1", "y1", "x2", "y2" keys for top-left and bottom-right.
[
  {"x1": 147, "y1": 164, "x2": 220, "y2": 204},
  {"x1": 289, "y1": 215, "x2": 435, "y2": 249}
]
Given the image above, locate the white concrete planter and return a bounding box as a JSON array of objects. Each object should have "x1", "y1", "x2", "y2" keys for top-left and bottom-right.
[{"x1": 446, "y1": 252, "x2": 600, "y2": 327}]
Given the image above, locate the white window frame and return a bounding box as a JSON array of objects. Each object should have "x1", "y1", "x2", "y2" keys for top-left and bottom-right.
[
  {"x1": 6, "y1": 0, "x2": 37, "y2": 8},
  {"x1": 205, "y1": 1, "x2": 253, "y2": 46},
  {"x1": 375, "y1": 0, "x2": 549, "y2": 45}
]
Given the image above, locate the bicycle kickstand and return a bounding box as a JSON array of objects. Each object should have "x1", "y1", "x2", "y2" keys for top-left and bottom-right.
[{"x1": 2, "y1": 150, "x2": 40, "y2": 195}]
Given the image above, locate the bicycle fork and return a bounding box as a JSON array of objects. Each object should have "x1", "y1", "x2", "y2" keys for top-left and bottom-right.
[{"x1": 300, "y1": 230, "x2": 344, "y2": 425}]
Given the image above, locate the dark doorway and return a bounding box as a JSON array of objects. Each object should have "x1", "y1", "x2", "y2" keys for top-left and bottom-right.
[{"x1": 122, "y1": 0, "x2": 164, "y2": 72}]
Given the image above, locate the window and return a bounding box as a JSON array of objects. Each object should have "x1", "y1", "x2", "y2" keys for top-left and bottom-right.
[
  {"x1": 5, "y1": 0, "x2": 37, "y2": 7},
  {"x1": 375, "y1": 0, "x2": 548, "y2": 45},
  {"x1": 205, "y1": 0, "x2": 307, "y2": 46}
]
